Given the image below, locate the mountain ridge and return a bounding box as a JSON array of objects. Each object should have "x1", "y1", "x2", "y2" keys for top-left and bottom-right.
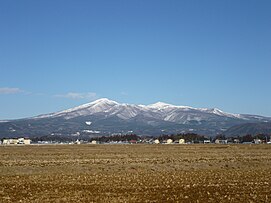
[
  {"x1": 0, "y1": 98, "x2": 270, "y2": 137},
  {"x1": 32, "y1": 98, "x2": 241, "y2": 120}
]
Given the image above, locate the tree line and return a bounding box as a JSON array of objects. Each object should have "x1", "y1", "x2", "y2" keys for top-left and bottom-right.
[{"x1": 17, "y1": 133, "x2": 271, "y2": 143}]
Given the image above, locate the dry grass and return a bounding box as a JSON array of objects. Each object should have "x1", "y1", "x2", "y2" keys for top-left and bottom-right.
[{"x1": 1, "y1": 144, "x2": 271, "y2": 202}]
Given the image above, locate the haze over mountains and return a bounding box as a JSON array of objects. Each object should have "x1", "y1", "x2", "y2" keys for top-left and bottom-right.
[{"x1": 0, "y1": 98, "x2": 271, "y2": 138}]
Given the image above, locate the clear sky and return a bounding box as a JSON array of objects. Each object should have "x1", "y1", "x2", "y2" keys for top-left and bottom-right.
[{"x1": 0, "y1": 0, "x2": 271, "y2": 119}]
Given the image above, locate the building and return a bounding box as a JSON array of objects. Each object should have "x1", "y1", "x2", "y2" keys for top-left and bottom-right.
[
  {"x1": 166, "y1": 139, "x2": 173, "y2": 144},
  {"x1": 179, "y1": 139, "x2": 185, "y2": 144},
  {"x1": 3, "y1": 138, "x2": 18, "y2": 145},
  {"x1": 18, "y1": 138, "x2": 31, "y2": 145},
  {"x1": 24, "y1": 138, "x2": 31, "y2": 145},
  {"x1": 2, "y1": 138, "x2": 31, "y2": 145},
  {"x1": 17, "y1": 138, "x2": 25, "y2": 144},
  {"x1": 233, "y1": 139, "x2": 240, "y2": 144},
  {"x1": 254, "y1": 139, "x2": 262, "y2": 144},
  {"x1": 129, "y1": 140, "x2": 137, "y2": 144},
  {"x1": 215, "y1": 139, "x2": 228, "y2": 144}
]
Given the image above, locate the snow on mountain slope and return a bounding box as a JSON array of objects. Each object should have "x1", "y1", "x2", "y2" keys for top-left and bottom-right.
[
  {"x1": 3, "y1": 98, "x2": 271, "y2": 137},
  {"x1": 199, "y1": 108, "x2": 241, "y2": 119},
  {"x1": 147, "y1": 102, "x2": 176, "y2": 109},
  {"x1": 33, "y1": 98, "x2": 268, "y2": 123},
  {"x1": 59, "y1": 98, "x2": 119, "y2": 114},
  {"x1": 34, "y1": 98, "x2": 119, "y2": 119},
  {"x1": 147, "y1": 102, "x2": 195, "y2": 110}
]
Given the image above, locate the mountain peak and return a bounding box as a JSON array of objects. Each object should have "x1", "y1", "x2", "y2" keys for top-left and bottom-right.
[
  {"x1": 147, "y1": 102, "x2": 194, "y2": 110},
  {"x1": 38, "y1": 98, "x2": 119, "y2": 119},
  {"x1": 90, "y1": 98, "x2": 119, "y2": 105},
  {"x1": 147, "y1": 102, "x2": 174, "y2": 109}
]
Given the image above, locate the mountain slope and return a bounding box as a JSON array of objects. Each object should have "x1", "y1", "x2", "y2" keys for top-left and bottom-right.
[
  {"x1": 0, "y1": 98, "x2": 270, "y2": 138},
  {"x1": 224, "y1": 122, "x2": 271, "y2": 136}
]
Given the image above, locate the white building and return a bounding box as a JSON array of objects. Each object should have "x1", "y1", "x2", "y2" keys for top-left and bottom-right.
[
  {"x1": 215, "y1": 139, "x2": 228, "y2": 144},
  {"x1": 179, "y1": 139, "x2": 185, "y2": 144},
  {"x1": 3, "y1": 138, "x2": 18, "y2": 145},
  {"x1": 254, "y1": 139, "x2": 262, "y2": 144},
  {"x1": 2, "y1": 138, "x2": 31, "y2": 145},
  {"x1": 166, "y1": 139, "x2": 173, "y2": 144},
  {"x1": 24, "y1": 138, "x2": 31, "y2": 145}
]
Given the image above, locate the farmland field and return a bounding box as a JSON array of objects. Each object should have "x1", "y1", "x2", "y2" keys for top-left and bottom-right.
[{"x1": 1, "y1": 144, "x2": 271, "y2": 202}]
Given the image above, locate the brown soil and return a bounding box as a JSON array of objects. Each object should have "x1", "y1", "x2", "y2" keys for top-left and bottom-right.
[{"x1": 0, "y1": 144, "x2": 271, "y2": 202}]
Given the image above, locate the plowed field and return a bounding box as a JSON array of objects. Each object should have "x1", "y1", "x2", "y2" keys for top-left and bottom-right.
[{"x1": 1, "y1": 144, "x2": 271, "y2": 202}]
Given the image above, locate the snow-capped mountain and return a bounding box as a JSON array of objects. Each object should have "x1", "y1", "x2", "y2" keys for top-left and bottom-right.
[
  {"x1": 1, "y1": 98, "x2": 270, "y2": 137},
  {"x1": 34, "y1": 98, "x2": 260, "y2": 123},
  {"x1": 35, "y1": 98, "x2": 241, "y2": 121}
]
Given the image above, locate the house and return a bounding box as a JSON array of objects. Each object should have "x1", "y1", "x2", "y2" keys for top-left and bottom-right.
[
  {"x1": 3, "y1": 138, "x2": 18, "y2": 145},
  {"x1": 17, "y1": 138, "x2": 25, "y2": 144},
  {"x1": 18, "y1": 138, "x2": 31, "y2": 145},
  {"x1": 129, "y1": 140, "x2": 137, "y2": 144},
  {"x1": 179, "y1": 139, "x2": 185, "y2": 144},
  {"x1": 254, "y1": 139, "x2": 262, "y2": 144},
  {"x1": 215, "y1": 139, "x2": 228, "y2": 144},
  {"x1": 24, "y1": 138, "x2": 31, "y2": 145},
  {"x1": 154, "y1": 139, "x2": 160, "y2": 144},
  {"x1": 233, "y1": 139, "x2": 240, "y2": 144},
  {"x1": 2, "y1": 138, "x2": 31, "y2": 145},
  {"x1": 204, "y1": 140, "x2": 211, "y2": 144},
  {"x1": 166, "y1": 139, "x2": 173, "y2": 144}
]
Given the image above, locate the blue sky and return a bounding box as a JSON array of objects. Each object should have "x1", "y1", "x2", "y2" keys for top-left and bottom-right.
[{"x1": 0, "y1": 0, "x2": 271, "y2": 119}]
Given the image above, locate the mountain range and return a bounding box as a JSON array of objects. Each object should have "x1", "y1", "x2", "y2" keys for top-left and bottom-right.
[{"x1": 0, "y1": 98, "x2": 271, "y2": 138}]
